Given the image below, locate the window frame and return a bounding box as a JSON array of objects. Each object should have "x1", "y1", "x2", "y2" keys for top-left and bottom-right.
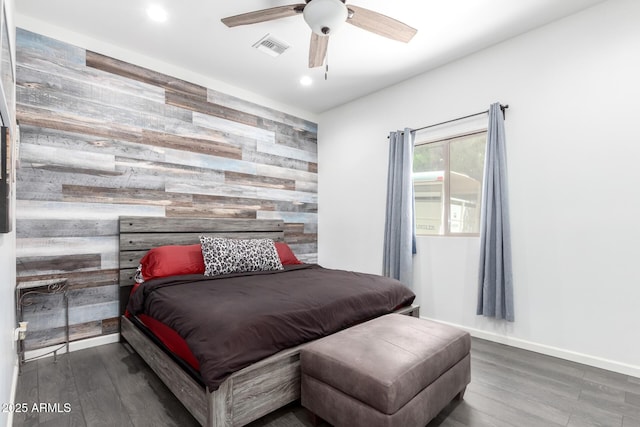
[{"x1": 413, "y1": 129, "x2": 487, "y2": 237}]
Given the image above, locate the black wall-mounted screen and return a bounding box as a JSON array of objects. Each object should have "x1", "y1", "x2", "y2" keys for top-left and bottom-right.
[{"x1": 0, "y1": 126, "x2": 10, "y2": 233}]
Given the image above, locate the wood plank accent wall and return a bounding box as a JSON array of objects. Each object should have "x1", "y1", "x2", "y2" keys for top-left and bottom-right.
[{"x1": 15, "y1": 29, "x2": 318, "y2": 351}]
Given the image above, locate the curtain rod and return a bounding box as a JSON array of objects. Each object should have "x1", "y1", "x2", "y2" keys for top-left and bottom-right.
[{"x1": 388, "y1": 104, "x2": 509, "y2": 138}]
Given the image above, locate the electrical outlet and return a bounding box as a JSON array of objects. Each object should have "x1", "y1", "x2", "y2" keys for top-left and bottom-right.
[{"x1": 19, "y1": 321, "x2": 28, "y2": 340}]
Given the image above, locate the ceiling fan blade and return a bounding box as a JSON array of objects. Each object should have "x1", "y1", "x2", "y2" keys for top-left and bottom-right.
[
  {"x1": 346, "y1": 5, "x2": 417, "y2": 43},
  {"x1": 221, "y1": 4, "x2": 305, "y2": 27},
  {"x1": 309, "y1": 33, "x2": 329, "y2": 68}
]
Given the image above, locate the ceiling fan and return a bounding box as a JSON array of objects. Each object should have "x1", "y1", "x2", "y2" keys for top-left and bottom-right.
[{"x1": 221, "y1": 0, "x2": 417, "y2": 68}]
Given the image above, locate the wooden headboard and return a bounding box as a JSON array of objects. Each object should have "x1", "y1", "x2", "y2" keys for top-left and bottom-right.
[{"x1": 118, "y1": 216, "x2": 285, "y2": 315}]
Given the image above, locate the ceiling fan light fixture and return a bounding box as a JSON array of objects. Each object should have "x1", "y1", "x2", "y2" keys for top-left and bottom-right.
[{"x1": 303, "y1": 0, "x2": 348, "y2": 36}]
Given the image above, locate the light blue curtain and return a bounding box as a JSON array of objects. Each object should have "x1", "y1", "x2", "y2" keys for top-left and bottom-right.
[
  {"x1": 477, "y1": 103, "x2": 514, "y2": 321},
  {"x1": 383, "y1": 128, "x2": 416, "y2": 288}
]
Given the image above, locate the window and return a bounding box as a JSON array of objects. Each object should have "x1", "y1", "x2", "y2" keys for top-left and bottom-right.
[{"x1": 413, "y1": 131, "x2": 487, "y2": 236}]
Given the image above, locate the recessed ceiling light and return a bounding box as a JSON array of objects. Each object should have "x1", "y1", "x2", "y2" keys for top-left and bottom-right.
[
  {"x1": 300, "y1": 76, "x2": 313, "y2": 86},
  {"x1": 147, "y1": 5, "x2": 168, "y2": 23}
]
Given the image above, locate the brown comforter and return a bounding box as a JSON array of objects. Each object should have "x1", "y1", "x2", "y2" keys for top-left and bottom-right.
[{"x1": 127, "y1": 264, "x2": 415, "y2": 391}]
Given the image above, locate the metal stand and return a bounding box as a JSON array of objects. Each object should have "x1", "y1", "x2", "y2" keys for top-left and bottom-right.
[{"x1": 16, "y1": 278, "x2": 69, "y2": 373}]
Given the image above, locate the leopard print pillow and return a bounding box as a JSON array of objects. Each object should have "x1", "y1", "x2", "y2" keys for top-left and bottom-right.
[{"x1": 199, "y1": 236, "x2": 283, "y2": 276}]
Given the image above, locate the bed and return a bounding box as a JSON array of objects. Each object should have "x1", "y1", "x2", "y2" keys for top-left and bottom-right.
[{"x1": 118, "y1": 216, "x2": 419, "y2": 427}]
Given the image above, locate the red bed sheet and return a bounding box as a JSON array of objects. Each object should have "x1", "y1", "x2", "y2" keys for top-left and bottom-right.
[{"x1": 135, "y1": 313, "x2": 200, "y2": 371}]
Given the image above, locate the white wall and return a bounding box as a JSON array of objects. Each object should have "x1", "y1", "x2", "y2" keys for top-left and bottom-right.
[
  {"x1": 0, "y1": 0, "x2": 16, "y2": 424},
  {"x1": 0, "y1": 231, "x2": 16, "y2": 427},
  {"x1": 318, "y1": 0, "x2": 640, "y2": 376}
]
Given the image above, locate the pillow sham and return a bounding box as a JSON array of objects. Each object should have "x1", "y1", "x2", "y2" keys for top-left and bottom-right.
[
  {"x1": 135, "y1": 244, "x2": 205, "y2": 283},
  {"x1": 274, "y1": 242, "x2": 303, "y2": 265},
  {"x1": 199, "y1": 236, "x2": 283, "y2": 276}
]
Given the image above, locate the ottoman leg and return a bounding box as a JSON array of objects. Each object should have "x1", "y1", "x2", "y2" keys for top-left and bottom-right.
[{"x1": 455, "y1": 386, "x2": 467, "y2": 401}]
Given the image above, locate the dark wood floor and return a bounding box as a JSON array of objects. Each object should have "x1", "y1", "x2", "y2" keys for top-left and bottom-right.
[{"x1": 12, "y1": 338, "x2": 640, "y2": 427}]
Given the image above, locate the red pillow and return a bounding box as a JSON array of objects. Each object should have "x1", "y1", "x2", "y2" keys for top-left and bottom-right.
[
  {"x1": 274, "y1": 242, "x2": 303, "y2": 265},
  {"x1": 139, "y1": 244, "x2": 205, "y2": 281}
]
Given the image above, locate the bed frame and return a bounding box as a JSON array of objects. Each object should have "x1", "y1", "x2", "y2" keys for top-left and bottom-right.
[{"x1": 118, "y1": 216, "x2": 420, "y2": 426}]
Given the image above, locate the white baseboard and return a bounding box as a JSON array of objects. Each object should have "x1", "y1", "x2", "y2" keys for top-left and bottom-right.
[
  {"x1": 421, "y1": 316, "x2": 640, "y2": 379},
  {"x1": 23, "y1": 333, "x2": 120, "y2": 362},
  {"x1": 18, "y1": 320, "x2": 640, "y2": 380}
]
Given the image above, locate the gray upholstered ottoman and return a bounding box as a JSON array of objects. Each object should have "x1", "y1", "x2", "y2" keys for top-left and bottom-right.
[{"x1": 300, "y1": 314, "x2": 470, "y2": 427}]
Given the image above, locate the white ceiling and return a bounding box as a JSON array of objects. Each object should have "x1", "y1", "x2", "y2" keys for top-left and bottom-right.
[{"x1": 15, "y1": 0, "x2": 606, "y2": 114}]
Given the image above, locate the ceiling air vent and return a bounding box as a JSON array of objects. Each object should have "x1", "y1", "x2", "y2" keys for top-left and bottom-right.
[{"x1": 253, "y1": 34, "x2": 290, "y2": 58}]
